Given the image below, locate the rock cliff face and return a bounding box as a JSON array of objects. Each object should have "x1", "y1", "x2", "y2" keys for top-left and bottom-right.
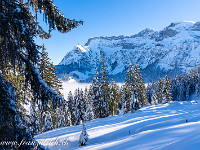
[{"x1": 57, "y1": 21, "x2": 200, "y2": 82}]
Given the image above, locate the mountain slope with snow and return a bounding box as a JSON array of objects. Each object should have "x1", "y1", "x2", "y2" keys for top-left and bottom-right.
[
  {"x1": 35, "y1": 99, "x2": 200, "y2": 150},
  {"x1": 56, "y1": 21, "x2": 200, "y2": 82}
]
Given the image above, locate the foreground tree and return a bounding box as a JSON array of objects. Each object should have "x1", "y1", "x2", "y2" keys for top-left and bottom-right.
[
  {"x1": 0, "y1": 0, "x2": 82, "y2": 149},
  {"x1": 78, "y1": 124, "x2": 88, "y2": 146}
]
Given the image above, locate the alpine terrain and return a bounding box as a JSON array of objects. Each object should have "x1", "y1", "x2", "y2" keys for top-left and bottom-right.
[{"x1": 57, "y1": 21, "x2": 200, "y2": 82}]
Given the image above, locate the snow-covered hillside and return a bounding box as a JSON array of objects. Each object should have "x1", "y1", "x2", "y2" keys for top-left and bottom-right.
[
  {"x1": 35, "y1": 99, "x2": 200, "y2": 150},
  {"x1": 56, "y1": 21, "x2": 200, "y2": 82}
]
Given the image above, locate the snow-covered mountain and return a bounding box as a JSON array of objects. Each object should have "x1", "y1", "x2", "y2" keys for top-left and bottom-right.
[
  {"x1": 56, "y1": 21, "x2": 200, "y2": 82},
  {"x1": 35, "y1": 99, "x2": 200, "y2": 150}
]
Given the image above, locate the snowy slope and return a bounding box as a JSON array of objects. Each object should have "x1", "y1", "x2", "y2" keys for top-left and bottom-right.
[
  {"x1": 35, "y1": 100, "x2": 200, "y2": 150},
  {"x1": 56, "y1": 21, "x2": 200, "y2": 82}
]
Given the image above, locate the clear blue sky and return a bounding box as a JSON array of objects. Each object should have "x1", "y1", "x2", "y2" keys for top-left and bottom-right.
[{"x1": 36, "y1": 0, "x2": 200, "y2": 65}]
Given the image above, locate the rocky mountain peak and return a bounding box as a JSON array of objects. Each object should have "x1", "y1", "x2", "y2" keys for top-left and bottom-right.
[{"x1": 57, "y1": 21, "x2": 200, "y2": 82}]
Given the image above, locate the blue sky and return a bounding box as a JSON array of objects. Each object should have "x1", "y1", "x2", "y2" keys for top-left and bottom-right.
[{"x1": 36, "y1": 0, "x2": 200, "y2": 65}]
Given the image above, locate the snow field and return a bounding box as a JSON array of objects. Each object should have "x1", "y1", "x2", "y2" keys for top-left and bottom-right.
[{"x1": 35, "y1": 100, "x2": 200, "y2": 150}]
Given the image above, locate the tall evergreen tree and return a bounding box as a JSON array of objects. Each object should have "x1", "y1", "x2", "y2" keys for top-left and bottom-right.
[
  {"x1": 91, "y1": 68, "x2": 101, "y2": 119},
  {"x1": 120, "y1": 85, "x2": 129, "y2": 114},
  {"x1": 1, "y1": 0, "x2": 82, "y2": 146},
  {"x1": 124, "y1": 63, "x2": 135, "y2": 110},
  {"x1": 157, "y1": 77, "x2": 164, "y2": 104},
  {"x1": 85, "y1": 87, "x2": 94, "y2": 121},
  {"x1": 43, "y1": 111, "x2": 53, "y2": 132},
  {"x1": 38, "y1": 44, "x2": 63, "y2": 96},
  {"x1": 99, "y1": 51, "x2": 110, "y2": 118},
  {"x1": 109, "y1": 78, "x2": 120, "y2": 115},
  {"x1": 196, "y1": 66, "x2": 200, "y2": 99},
  {"x1": 29, "y1": 101, "x2": 40, "y2": 136},
  {"x1": 163, "y1": 74, "x2": 173, "y2": 103},
  {"x1": 133, "y1": 64, "x2": 147, "y2": 107},
  {"x1": 67, "y1": 91, "x2": 76, "y2": 125},
  {"x1": 151, "y1": 90, "x2": 158, "y2": 105}
]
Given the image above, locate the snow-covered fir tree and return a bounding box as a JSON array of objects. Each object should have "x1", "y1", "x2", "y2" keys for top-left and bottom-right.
[
  {"x1": 162, "y1": 74, "x2": 173, "y2": 103},
  {"x1": 43, "y1": 111, "x2": 53, "y2": 132},
  {"x1": 57, "y1": 105, "x2": 66, "y2": 128},
  {"x1": 68, "y1": 91, "x2": 76, "y2": 125},
  {"x1": 151, "y1": 90, "x2": 158, "y2": 105},
  {"x1": 79, "y1": 124, "x2": 89, "y2": 146},
  {"x1": 91, "y1": 68, "x2": 102, "y2": 119},
  {"x1": 196, "y1": 66, "x2": 200, "y2": 99},
  {"x1": 0, "y1": 0, "x2": 82, "y2": 148},
  {"x1": 85, "y1": 87, "x2": 94, "y2": 121},
  {"x1": 29, "y1": 101, "x2": 40, "y2": 136},
  {"x1": 119, "y1": 85, "x2": 128, "y2": 114},
  {"x1": 124, "y1": 63, "x2": 135, "y2": 111},
  {"x1": 130, "y1": 92, "x2": 140, "y2": 112},
  {"x1": 109, "y1": 78, "x2": 120, "y2": 115},
  {"x1": 157, "y1": 77, "x2": 164, "y2": 103},
  {"x1": 99, "y1": 51, "x2": 110, "y2": 118},
  {"x1": 133, "y1": 64, "x2": 148, "y2": 107}
]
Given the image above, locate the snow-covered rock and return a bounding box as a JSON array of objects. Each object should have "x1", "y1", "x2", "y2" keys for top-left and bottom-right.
[{"x1": 57, "y1": 21, "x2": 200, "y2": 82}]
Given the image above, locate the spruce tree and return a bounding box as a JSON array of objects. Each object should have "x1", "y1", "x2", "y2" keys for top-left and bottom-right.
[
  {"x1": 43, "y1": 111, "x2": 53, "y2": 132},
  {"x1": 68, "y1": 91, "x2": 76, "y2": 125},
  {"x1": 109, "y1": 78, "x2": 120, "y2": 115},
  {"x1": 124, "y1": 63, "x2": 135, "y2": 110},
  {"x1": 85, "y1": 87, "x2": 94, "y2": 121},
  {"x1": 29, "y1": 101, "x2": 41, "y2": 136},
  {"x1": 0, "y1": 74, "x2": 42, "y2": 149},
  {"x1": 133, "y1": 64, "x2": 147, "y2": 107},
  {"x1": 196, "y1": 66, "x2": 200, "y2": 99},
  {"x1": 78, "y1": 124, "x2": 88, "y2": 146},
  {"x1": 1, "y1": 0, "x2": 82, "y2": 146},
  {"x1": 163, "y1": 74, "x2": 173, "y2": 103},
  {"x1": 157, "y1": 77, "x2": 164, "y2": 104},
  {"x1": 130, "y1": 92, "x2": 140, "y2": 112},
  {"x1": 91, "y1": 68, "x2": 101, "y2": 119},
  {"x1": 99, "y1": 51, "x2": 109, "y2": 118},
  {"x1": 120, "y1": 85, "x2": 129, "y2": 114},
  {"x1": 151, "y1": 90, "x2": 158, "y2": 105}
]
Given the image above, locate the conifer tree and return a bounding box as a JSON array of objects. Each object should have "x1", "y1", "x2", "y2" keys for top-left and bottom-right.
[
  {"x1": 91, "y1": 68, "x2": 101, "y2": 119},
  {"x1": 85, "y1": 87, "x2": 94, "y2": 121},
  {"x1": 124, "y1": 63, "x2": 135, "y2": 110},
  {"x1": 99, "y1": 51, "x2": 110, "y2": 118},
  {"x1": 163, "y1": 74, "x2": 173, "y2": 103},
  {"x1": 151, "y1": 90, "x2": 158, "y2": 105},
  {"x1": 157, "y1": 77, "x2": 164, "y2": 104},
  {"x1": 79, "y1": 124, "x2": 88, "y2": 146},
  {"x1": 29, "y1": 101, "x2": 41, "y2": 136},
  {"x1": 133, "y1": 64, "x2": 147, "y2": 107},
  {"x1": 68, "y1": 91, "x2": 76, "y2": 125},
  {"x1": 109, "y1": 78, "x2": 120, "y2": 115},
  {"x1": 120, "y1": 85, "x2": 129, "y2": 114},
  {"x1": 130, "y1": 92, "x2": 140, "y2": 112},
  {"x1": 43, "y1": 111, "x2": 53, "y2": 132},
  {"x1": 0, "y1": 74, "x2": 41, "y2": 149},
  {"x1": 196, "y1": 66, "x2": 200, "y2": 99},
  {"x1": 75, "y1": 89, "x2": 86, "y2": 125},
  {"x1": 38, "y1": 44, "x2": 63, "y2": 96},
  {"x1": 66, "y1": 108, "x2": 73, "y2": 126},
  {"x1": 1, "y1": 0, "x2": 83, "y2": 146},
  {"x1": 177, "y1": 74, "x2": 185, "y2": 101}
]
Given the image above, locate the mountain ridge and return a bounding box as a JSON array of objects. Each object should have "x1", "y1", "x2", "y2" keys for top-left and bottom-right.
[{"x1": 56, "y1": 21, "x2": 200, "y2": 82}]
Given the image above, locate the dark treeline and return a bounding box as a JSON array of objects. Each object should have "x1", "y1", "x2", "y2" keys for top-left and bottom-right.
[
  {"x1": 147, "y1": 66, "x2": 200, "y2": 103},
  {"x1": 64, "y1": 61, "x2": 200, "y2": 128}
]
